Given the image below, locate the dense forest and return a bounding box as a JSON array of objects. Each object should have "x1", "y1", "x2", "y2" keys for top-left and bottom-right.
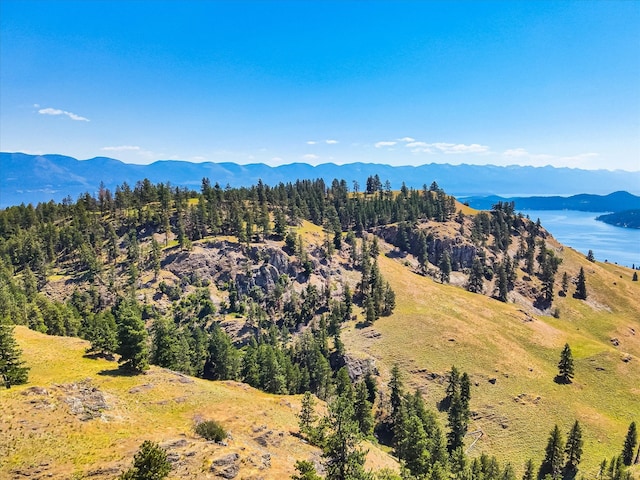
[{"x1": 1, "y1": 176, "x2": 636, "y2": 480}]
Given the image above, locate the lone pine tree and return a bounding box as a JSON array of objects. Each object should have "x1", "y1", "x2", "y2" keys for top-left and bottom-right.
[
  {"x1": 574, "y1": 267, "x2": 588, "y2": 300},
  {"x1": 557, "y1": 343, "x2": 575, "y2": 384}
]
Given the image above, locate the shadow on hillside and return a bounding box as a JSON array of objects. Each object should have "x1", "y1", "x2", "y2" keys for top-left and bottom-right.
[
  {"x1": 553, "y1": 375, "x2": 572, "y2": 385},
  {"x1": 97, "y1": 368, "x2": 141, "y2": 377},
  {"x1": 83, "y1": 352, "x2": 116, "y2": 362}
]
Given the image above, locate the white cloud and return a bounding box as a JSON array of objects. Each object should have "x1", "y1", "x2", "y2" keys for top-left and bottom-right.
[
  {"x1": 503, "y1": 148, "x2": 529, "y2": 158},
  {"x1": 406, "y1": 141, "x2": 429, "y2": 148},
  {"x1": 325, "y1": 139, "x2": 338, "y2": 144},
  {"x1": 38, "y1": 107, "x2": 89, "y2": 122},
  {"x1": 398, "y1": 137, "x2": 415, "y2": 142},
  {"x1": 102, "y1": 145, "x2": 141, "y2": 152},
  {"x1": 432, "y1": 143, "x2": 490, "y2": 154},
  {"x1": 302, "y1": 154, "x2": 319, "y2": 161},
  {"x1": 501, "y1": 148, "x2": 598, "y2": 167},
  {"x1": 375, "y1": 141, "x2": 397, "y2": 148},
  {"x1": 402, "y1": 140, "x2": 490, "y2": 155},
  {"x1": 306, "y1": 141, "x2": 317, "y2": 145}
]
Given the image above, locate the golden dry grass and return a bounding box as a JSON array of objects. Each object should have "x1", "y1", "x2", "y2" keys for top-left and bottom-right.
[
  {"x1": 342, "y1": 236, "x2": 640, "y2": 474},
  {"x1": 1, "y1": 327, "x2": 397, "y2": 479}
]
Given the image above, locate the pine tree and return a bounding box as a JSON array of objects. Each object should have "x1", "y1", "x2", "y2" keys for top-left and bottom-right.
[
  {"x1": 587, "y1": 250, "x2": 595, "y2": 262},
  {"x1": 564, "y1": 420, "x2": 584, "y2": 472},
  {"x1": 291, "y1": 460, "x2": 323, "y2": 480},
  {"x1": 574, "y1": 267, "x2": 587, "y2": 300},
  {"x1": 439, "y1": 251, "x2": 451, "y2": 283},
  {"x1": 557, "y1": 343, "x2": 575, "y2": 384},
  {"x1": 118, "y1": 440, "x2": 171, "y2": 480},
  {"x1": 467, "y1": 257, "x2": 485, "y2": 293},
  {"x1": 354, "y1": 381, "x2": 374, "y2": 437},
  {"x1": 0, "y1": 321, "x2": 29, "y2": 387},
  {"x1": 115, "y1": 300, "x2": 149, "y2": 373},
  {"x1": 539, "y1": 425, "x2": 565, "y2": 480},
  {"x1": 447, "y1": 391, "x2": 468, "y2": 453},
  {"x1": 621, "y1": 421, "x2": 637, "y2": 466},
  {"x1": 322, "y1": 394, "x2": 369, "y2": 480},
  {"x1": 87, "y1": 311, "x2": 118, "y2": 357},
  {"x1": 523, "y1": 459, "x2": 535, "y2": 480},
  {"x1": 298, "y1": 391, "x2": 318, "y2": 441}
]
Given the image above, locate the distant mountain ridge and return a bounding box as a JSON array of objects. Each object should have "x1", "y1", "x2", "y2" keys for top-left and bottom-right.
[
  {"x1": 2, "y1": 152, "x2": 640, "y2": 208},
  {"x1": 464, "y1": 191, "x2": 640, "y2": 212}
]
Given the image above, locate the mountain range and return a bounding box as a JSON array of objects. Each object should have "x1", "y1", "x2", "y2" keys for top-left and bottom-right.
[{"x1": 2, "y1": 152, "x2": 640, "y2": 208}]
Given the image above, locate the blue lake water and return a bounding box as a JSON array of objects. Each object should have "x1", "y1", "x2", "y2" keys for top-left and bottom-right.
[{"x1": 520, "y1": 210, "x2": 640, "y2": 268}]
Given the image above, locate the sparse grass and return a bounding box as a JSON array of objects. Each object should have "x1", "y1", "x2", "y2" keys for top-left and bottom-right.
[
  {"x1": 343, "y1": 237, "x2": 640, "y2": 475},
  {"x1": 1, "y1": 327, "x2": 398, "y2": 479}
]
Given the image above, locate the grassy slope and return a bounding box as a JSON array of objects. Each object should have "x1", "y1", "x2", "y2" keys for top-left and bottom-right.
[
  {"x1": 1, "y1": 327, "x2": 397, "y2": 479},
  {"x1": 342, "y1": 234, "x2": 640, "y2": 474}
]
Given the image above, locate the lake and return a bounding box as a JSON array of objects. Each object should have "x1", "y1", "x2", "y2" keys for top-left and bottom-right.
[{"x1": 519, "y1": 210, "x2": 640, "y2": 268}]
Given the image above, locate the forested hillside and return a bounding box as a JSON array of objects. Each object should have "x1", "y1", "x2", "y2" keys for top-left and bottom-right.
[{"x1": 1, "y1": 176, "x2": 638, "y2": 479}]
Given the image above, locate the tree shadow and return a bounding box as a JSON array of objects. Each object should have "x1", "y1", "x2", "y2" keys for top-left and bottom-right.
[
  {"x1": 437, "y1": 396, "x2": 452, "y2": 412},
  {"x1": 83, "y1": 352, "x2": 116, "y2": 361},
  {"x1": 97, "y1": 367, "x2": 141, "y2": 377},
  {"x1": 355, "y1": 320, "x2": 373, "y2": 329},
  {"x1": 553, "y1": 375, "x2": 572, "y2": 385}
]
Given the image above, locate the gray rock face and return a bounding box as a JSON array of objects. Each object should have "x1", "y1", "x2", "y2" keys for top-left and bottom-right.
[
  {"x1": 210, "y1": 453, "x2": 240, "y2": 479},
  {"x1": 375, "y1": 223, "x2": 477, "y2": 270}
]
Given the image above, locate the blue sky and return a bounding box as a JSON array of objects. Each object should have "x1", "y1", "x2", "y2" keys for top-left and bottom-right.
[{"x1": 1, "y1": 1, "x2": 639, "y2": 170}]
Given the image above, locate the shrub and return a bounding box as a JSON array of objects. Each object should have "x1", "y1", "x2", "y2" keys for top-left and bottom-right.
[
  {"x1": 118, "y1": 440, "x2": 171, "y2": 480},
  {"x1": 195, "y1": 420, "x2": 227, "y2": 442}
]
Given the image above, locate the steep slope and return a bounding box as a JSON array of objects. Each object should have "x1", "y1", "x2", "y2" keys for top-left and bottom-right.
[
  {"x1": 341, "y1": 236, "x2": 640, "y2": 473},
  {"x1": 0, "y1": 327, "x2": 397, "y2": 479}
]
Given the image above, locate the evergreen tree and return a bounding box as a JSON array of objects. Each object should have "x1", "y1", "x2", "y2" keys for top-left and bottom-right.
[
  {"x1": 539, "y1": 425, "x2": 565, "y2": 480},
  {"x1": 633, "y1": 271, "x2": 638, "y2": 282},
  {"x1": 298, "y1": 391, "x2": 318, "y2": 441},
  {"x1": 574, "y1": 267, "x2": 587, "y2": 300},
  {"x1": 354, "y1": 381, "x2": 374, "y2": 437},
  {"x1": 557, "y1": 343, "x2": 575, "y2": 384},
  {"x1": 447, "y1": 391, "x2": 468, "y2": 453},
  {"x1": 115, "y1": 300, "x2": 149, "y2": 373},
  {"x1": 388, "y1": 364, "x2": 404, "y2": 422},
  {"x1": 86, "y1": 311, "x2": 118, "y2": 357},
  {"x1": 0, "y1": 320, "x2": 29, "y2": 387},
  {"x1": 118, "y1": 440, "x2": 171, "y2": 480},
  {"x1": 587, "y1": 250, "x2": 595, "y2": 262},
  {"x1": 323, "y1": 394, "x2": 370, "y2": 480},
  {"x1": 439, "y1": 251, "x2": 451, "y2": 283},
  {"x1": 335, "y1": 366, "x2": 354, "y2": 401},
  {"x1": 561, "y1": 272, "x2": 569, "y2": 294},
  {"x1": 621, "y1": 421, "x2": 637, "y2": 466},
  {"x1": 467, "y1": 257, "x2": 485, "y2": 293},
  {"x1": 523, "y1": 459, "x2": 535, "y2": 480},
  {"x1": 204, "y1": 323, "x2": 240, "y2": 381},
  {"x1": 291, "y1": 460, "x2": 323, "y2": 480},
  {"x1": 564, "y1": 420, "x2": 584, "y2": 473}
]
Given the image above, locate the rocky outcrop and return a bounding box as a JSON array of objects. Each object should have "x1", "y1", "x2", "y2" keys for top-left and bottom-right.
[
  {"x1": 374, "y1": 222, "x2": 477, "y2": 270},
  {"x1": 162, "y1": 241, "x2": 299, "y2": 295},
  {"x1": 210, "y1": 453, "x2": 241, "y2": 479}
]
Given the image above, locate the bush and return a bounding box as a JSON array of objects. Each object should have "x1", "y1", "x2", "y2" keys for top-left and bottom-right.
[
  {"x1": 118, "y1": 440, "x2": 171, "y2": 480},
  {"x1": 195, "y1": 420, "x2": 227, "y2": 442}
]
